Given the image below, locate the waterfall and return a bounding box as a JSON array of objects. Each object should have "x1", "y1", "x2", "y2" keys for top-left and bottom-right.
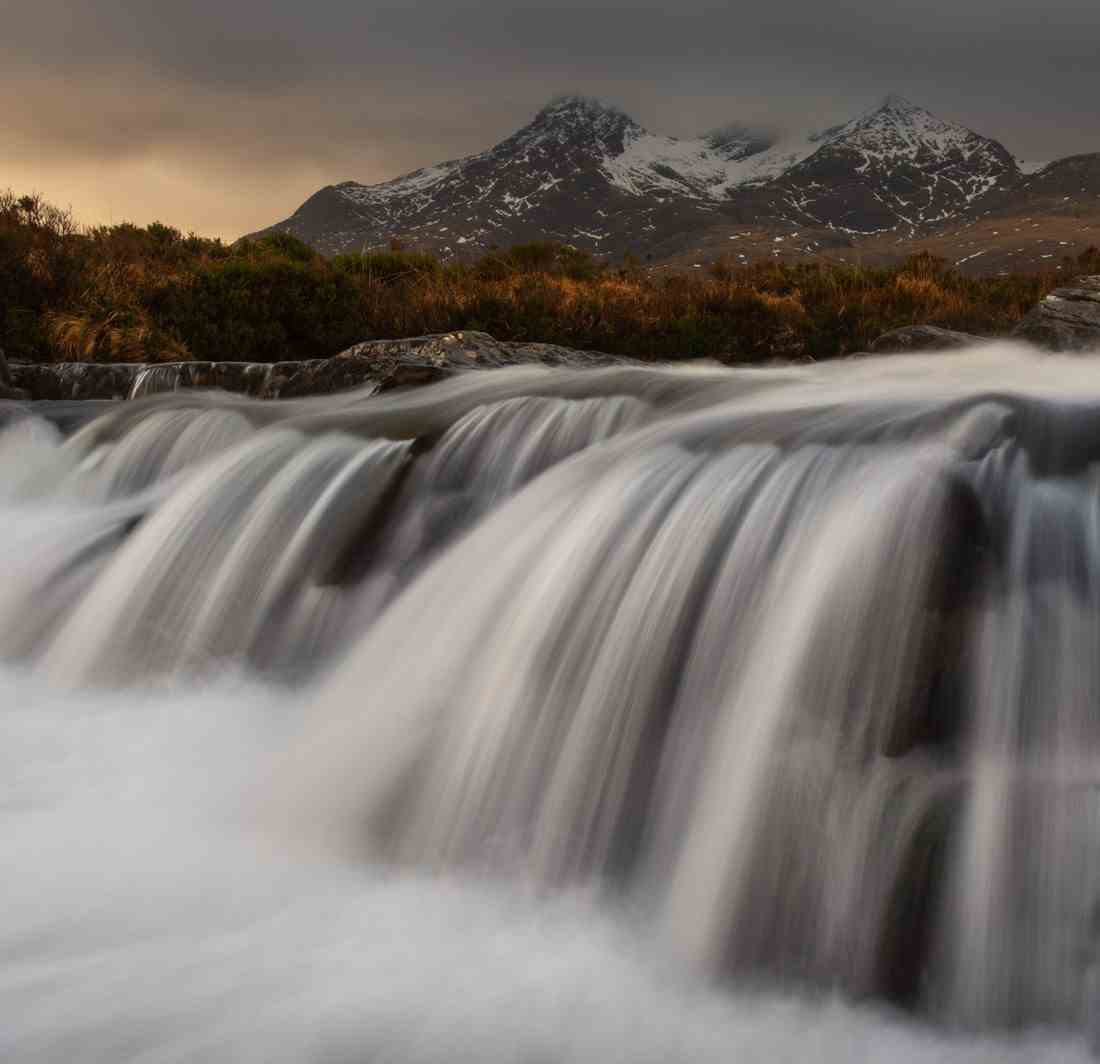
[
  {"x1": 128, "y1": 364, "x2": 183, "y2": 399},
  {"x1": 4, "y1": 344, "x2": 1100, "y2": 1059}
]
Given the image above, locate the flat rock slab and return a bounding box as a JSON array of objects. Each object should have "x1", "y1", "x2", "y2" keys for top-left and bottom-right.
[
  {"x1": 1012, "y1": 276, "x2": 1100, "y2": 352},
  {"x1": 8, "y1": 332, "x2": 622, "y2": 402}
]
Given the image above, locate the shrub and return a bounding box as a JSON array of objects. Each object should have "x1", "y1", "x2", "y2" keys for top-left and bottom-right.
[
  {"x1": 243, "y1": 231, "x2": 319, "y2": 264},
  {"x1": 333, "y1": 249, "x2": 441, "y2": 283},
  {"x1": 149, "y1": 258, "x2": 365, "y2": 363}
]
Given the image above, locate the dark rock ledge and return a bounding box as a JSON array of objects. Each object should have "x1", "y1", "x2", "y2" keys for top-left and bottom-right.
[{"x1": 6, "y1": 332, "x2": 620, "y2": 402}]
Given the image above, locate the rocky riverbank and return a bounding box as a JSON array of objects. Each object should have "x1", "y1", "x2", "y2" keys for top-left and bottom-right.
[
  {"x1": 867, "y1": 276, "x2": 1100, "y2": 354},
  {"x1": 4, "y1": 332, "x2": 621, "y2": 402}
]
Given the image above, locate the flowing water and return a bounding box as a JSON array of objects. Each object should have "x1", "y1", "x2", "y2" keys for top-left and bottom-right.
[{"x1": 2, "y1": 343, "x2": 1100, "y2": 1061}]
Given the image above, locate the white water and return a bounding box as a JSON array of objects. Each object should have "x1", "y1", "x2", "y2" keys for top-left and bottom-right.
[
  {"x1": 3, "y1": 344, "x2": 1100, "y2": 1060},
  {"x1": 0, "y1": 665, "x2": 1086, "y2": 1062}
]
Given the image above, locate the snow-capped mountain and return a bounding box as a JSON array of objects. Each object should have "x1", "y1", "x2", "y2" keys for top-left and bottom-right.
[
  {"x1": 765, "y1": 95, "x2": 1020, "y2": 234},
  {"x1": 254, "y1": 94, "x2": 1097, "y2": 264},
  {"x1": 265, "y1": 96, "x2": 744, "y2": 259}
]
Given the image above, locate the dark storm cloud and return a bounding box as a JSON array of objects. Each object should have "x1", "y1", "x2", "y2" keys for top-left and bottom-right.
[{"x1": 2, "y1": 0, "x2": 1098, "y2": 237}]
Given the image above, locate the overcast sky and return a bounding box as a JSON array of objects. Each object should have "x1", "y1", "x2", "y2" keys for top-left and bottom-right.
[{"x1": 2, "y1": 0, "x2": 1097, "y2": 239}]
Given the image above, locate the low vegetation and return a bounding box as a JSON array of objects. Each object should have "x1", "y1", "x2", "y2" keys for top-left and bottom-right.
[{"x1": 3, "y1": 190, "x2": 1097, "y2": 365}]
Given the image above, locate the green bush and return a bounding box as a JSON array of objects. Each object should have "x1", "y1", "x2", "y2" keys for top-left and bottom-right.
[
  {"x1": 333, "y1": 249, "x2": 441, "y2": 283},
  {"x1": 149, "y1": 259, "x2": 364, "y2": 362},
  {"x1": 241, "y1": 231, "x2": 319, "y2": 264}
]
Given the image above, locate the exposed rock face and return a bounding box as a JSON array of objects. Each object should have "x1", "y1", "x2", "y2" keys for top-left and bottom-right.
[
  {"x1": 984, "y1": 153, "x2": 1100, "y2": 218},
  {"x1": 772, "y1": 95, "x2": 1018, "y2": 236},
  {"x1": 868, "y1": 325, "x2": 984, "y2": 354},
  {"x1": 12, "y1": 362, "x2": 162, "y2": 401},
  {"x1": 8, "y1": 332, "x2": 623, "y2": 402},
  {"x1": 1012, "y1": 277, "x2": 1100, "y2": 352}
]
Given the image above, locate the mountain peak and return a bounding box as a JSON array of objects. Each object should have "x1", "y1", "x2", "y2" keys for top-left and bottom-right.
[
  {"x1": 511, "y1": 95, "x2": 643, "y2": 154},
  {"x1": 877, "y1": 92, "x2": 922, "y2": 115},
  {"x1": 844, "y1": 94, "x2": 942, "y2": 130},
  {"x1": 535, "y1": 95, "x2": 634, "y2": 124},
  {"x1": 831, "y1": 93, "x2": 1006, "y2": 161}
]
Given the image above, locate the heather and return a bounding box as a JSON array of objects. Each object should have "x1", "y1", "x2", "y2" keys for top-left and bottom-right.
[{"x1": 3, "y1": 191, "x2": 1097, "y2": 366}]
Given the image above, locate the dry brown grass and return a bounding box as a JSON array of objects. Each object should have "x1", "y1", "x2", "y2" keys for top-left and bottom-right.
[
  {"x1": 4, "y1": 193, "x2": 1096, "y2": 365},
  {"x1": 45, "y1": 311, "x2": 189, "y2": 363}
]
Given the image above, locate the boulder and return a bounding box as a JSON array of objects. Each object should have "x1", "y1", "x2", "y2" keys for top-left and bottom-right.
[
  {"x1": 1012, "y1": 276, "x2": 1100, "y2": 352},
  {"x1": 8, "y1": 332, "x2": 623, "y2": 402},
  {"x1": 868, "y1": 325, "x2": 983, "y2": 354},
  {"x1": 329, "y1": 331, "x2": 617, "y2": 395}
]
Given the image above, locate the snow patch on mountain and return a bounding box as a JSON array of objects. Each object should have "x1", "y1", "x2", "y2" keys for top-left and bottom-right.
[
  {"x1": 771, "y1": 95, "x2": 1020, "y2": 230},
  {"x1": 719, "y1": 127, "x2": 842, "y2": 188},
  {"x1": 600, "y1": 124, "x2": 839, "y2": 199},
  {"x1": 601, "y1": 130, "x2": 752, "y2": 197},
  {"x1": 832, "y1": 95, "x2": 994, "y2": 165},
  {"x1": 599, "y1": 95, "x2": 1012, "y2": 207},
  {"x1": 341, "y1": 161, "x2": 464, "y2": 210}
]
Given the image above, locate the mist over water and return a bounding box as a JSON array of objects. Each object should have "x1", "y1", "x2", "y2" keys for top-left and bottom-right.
[{"x1": 2, "y1": 343, "x2": 1100, "y2": 1061}]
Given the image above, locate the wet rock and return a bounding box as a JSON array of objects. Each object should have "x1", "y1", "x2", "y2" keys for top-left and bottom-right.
[
  {"x1": 10, "y1": 361, "x2": 143, "y2": 401},
  {"x1": 332, "y1": 332, "x2": 618, "y2": 388},
  {"x1": 7, "y1": 332, "x2": 623, "y2": 402},
  {"x1": 1012, "y1": 276, "x2": 1100, "y2": 352},
  {"x1": 0, "y1": 347, "x2": 30, "y2": 401},
  {"x1": 868, "y1": 325, "x2": 983, "y2": 354},
  {"x1": 875, "y1": 789, "x2": 961, "y2": 1009}
]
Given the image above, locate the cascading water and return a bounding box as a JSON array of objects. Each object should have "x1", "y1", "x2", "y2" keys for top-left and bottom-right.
[
  {"x1": 2, "y1": 344, "x2": 1100, "y2": 1061},
  {"x1": 128, "y1": 364, "x2": 184, "y2": 399}
]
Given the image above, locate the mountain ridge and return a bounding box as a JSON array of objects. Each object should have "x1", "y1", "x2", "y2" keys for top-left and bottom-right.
[{"x1": 253, "y1": 94, "x2": 1100, "y2": 271}]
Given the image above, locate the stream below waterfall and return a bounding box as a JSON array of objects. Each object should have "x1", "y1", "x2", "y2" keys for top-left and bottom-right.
[{"x1": 2, "y1": 343, "x2": 1100, "y2": 1061}]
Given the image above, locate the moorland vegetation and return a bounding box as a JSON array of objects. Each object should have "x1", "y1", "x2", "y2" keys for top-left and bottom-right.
[{"x1": 3, "y1": 191, "x2": 1097, "y2": 365}]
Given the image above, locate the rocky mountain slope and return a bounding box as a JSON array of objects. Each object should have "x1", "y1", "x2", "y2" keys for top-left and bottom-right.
[
  {"x1": 765, "y1": 95, "x2": 1019, "y2": 234},
  {"x1": 254, "y1": 94, "x2": 1100, "y2": 270}
]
